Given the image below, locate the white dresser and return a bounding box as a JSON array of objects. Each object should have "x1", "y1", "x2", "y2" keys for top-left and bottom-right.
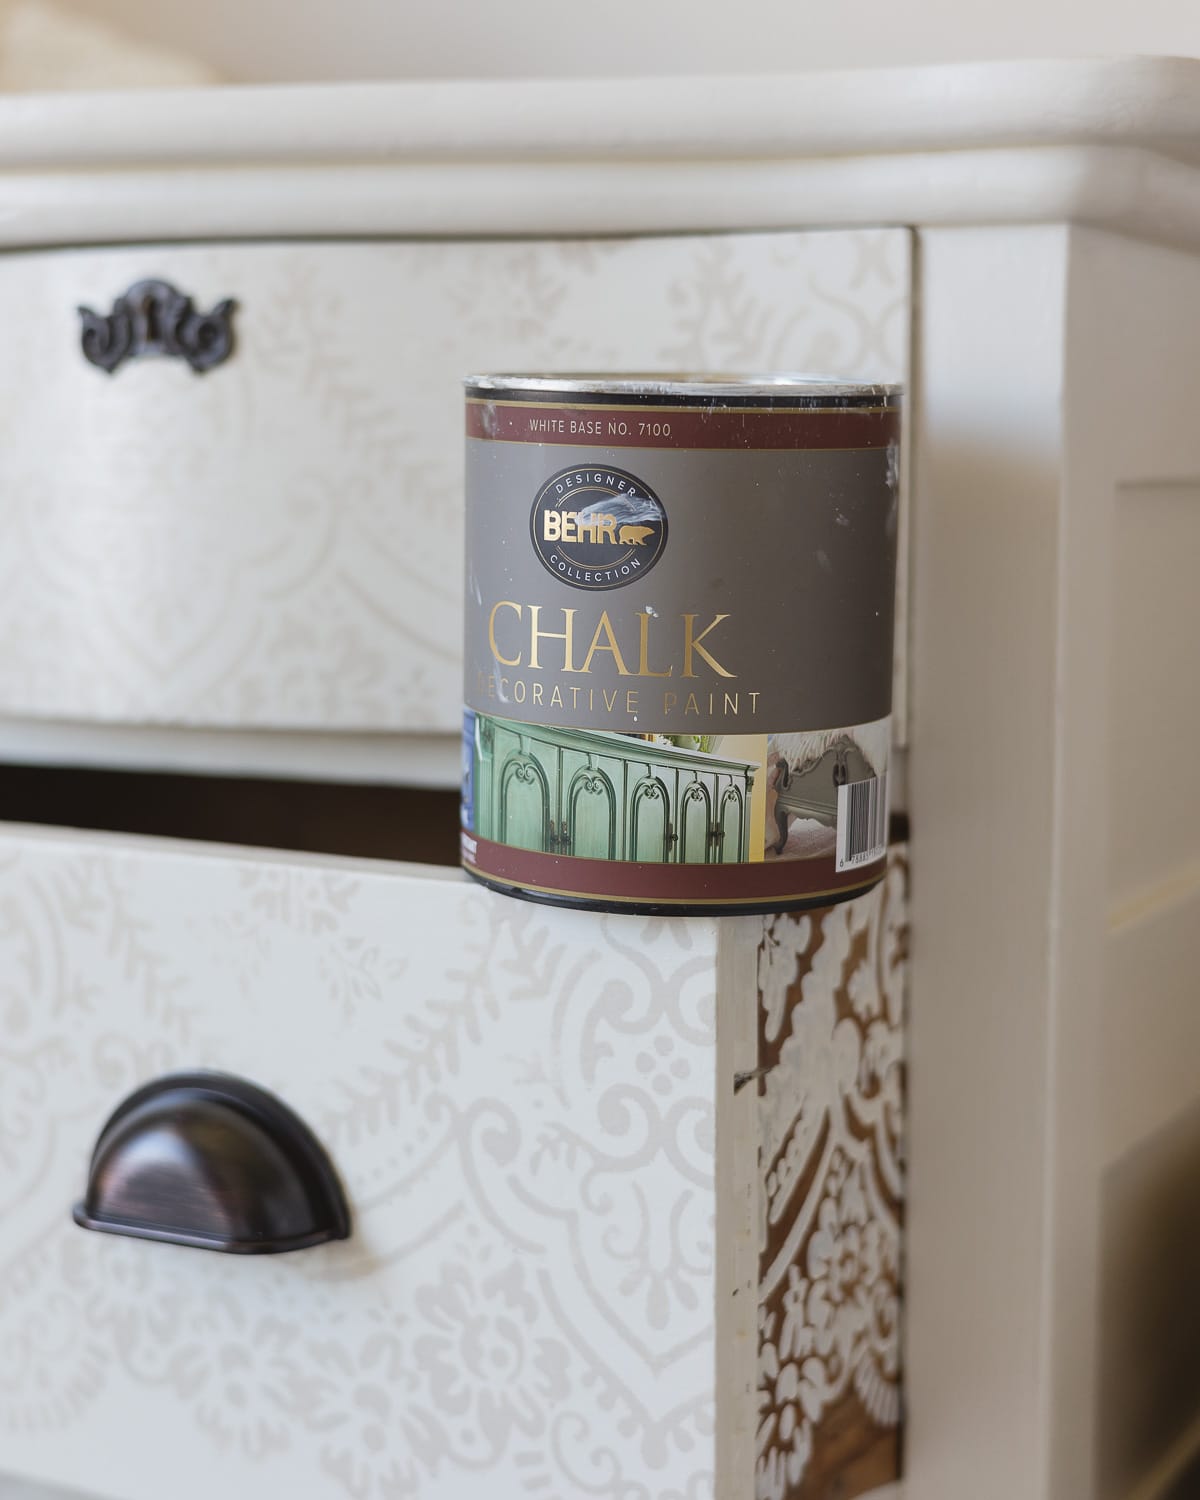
[{"x1": 1, "y1": 57, "x2": 1199, "y2": 1500}]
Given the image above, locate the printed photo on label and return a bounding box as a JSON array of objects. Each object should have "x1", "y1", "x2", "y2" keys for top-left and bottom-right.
[
  {"x1": 462, "y1": 710, "x2": 890, "y2": 870},
  {"x1": 463, "y1": 710, "x2": 758, "y2": 866},
  {"x1": 765, "y1": 719, "x2": 890, "y2": 864},
  {"x1": 765, "y1": 723, "x2": 888, "y2": 870}
]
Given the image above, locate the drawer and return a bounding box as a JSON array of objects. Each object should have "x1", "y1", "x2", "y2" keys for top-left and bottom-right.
[
  {"x1": 0, "y1": 229, "x2": 909, "y2": 766},
  {"x1": 0, "y1": 825, "x2": 906, "y2": 1500}
]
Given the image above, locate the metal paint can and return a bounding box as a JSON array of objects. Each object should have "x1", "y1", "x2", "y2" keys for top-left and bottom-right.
[{"x1": 461, "y1": 374, "x2": 901, "y2": 915}]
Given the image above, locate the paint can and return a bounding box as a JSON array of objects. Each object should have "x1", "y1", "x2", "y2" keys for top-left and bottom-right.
[{"x1": 461, "y1": 374, "x2": 900, "y2": 915}]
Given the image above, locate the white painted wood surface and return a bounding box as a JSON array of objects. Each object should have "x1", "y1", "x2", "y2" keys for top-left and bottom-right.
[
  {"x1": 0, "y1": 825, "x2": 750, "y2": 1500},
  {"x1": 0, "y1": 825, "x2": 908, "y2": 1500},
  {"x1": 6, "y1": 60, "x2": 1200, "y2": 168},
  {"x1": 907, "y1": 224, "x2": 1069, "y2": 1500},
  {"x1": 0, "y1": 721, "x2": 461, "y2": 787},
  {"x1": 2, "y1": 62, "x2": 1200, "y2": 249},
  {"x1": 1069, "y1": 229, "x2": 1200, "y2": 1500},
  {"x1": 0, "y1": 1479, "x2": 82, "y2": 1499},
  {"x1": 907, "y1": 221, "x2": 1200, "y2": 1500},
  {"x1": 8, "y1": 146, "x2": 1200, "y2": 252}
]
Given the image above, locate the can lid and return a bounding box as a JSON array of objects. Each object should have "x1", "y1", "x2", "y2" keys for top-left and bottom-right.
[{"x1": 465, "y1": 372, "x2": 901, "y2": 408}]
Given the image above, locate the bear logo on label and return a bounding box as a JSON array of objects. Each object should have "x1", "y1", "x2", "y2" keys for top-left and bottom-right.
[{"x1": 530, "y1": 465, "x2": 668, "y2": 591}]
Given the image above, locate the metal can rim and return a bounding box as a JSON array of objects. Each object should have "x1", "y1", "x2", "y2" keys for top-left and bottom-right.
[{"x1": 464, "y1": 372, "x2": 901, "y2": 408}]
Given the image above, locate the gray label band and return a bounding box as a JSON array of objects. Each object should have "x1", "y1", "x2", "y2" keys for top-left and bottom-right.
[{"x1": 465, "y1": 437, "x2": 899, "y2": 735}]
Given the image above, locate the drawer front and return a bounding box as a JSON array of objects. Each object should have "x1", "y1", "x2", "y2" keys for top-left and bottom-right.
[
  {"x1": 0, "y1": 829, "x2": 734, "y2": 1500},
  {"x1": 0, "y1": 828, "x2": 908, "y2": 1500},
  {"x1": 0, "y1": 231, "x2": 909, "y2": 743}
]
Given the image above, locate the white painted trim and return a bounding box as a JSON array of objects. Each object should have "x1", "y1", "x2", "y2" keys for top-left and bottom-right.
[
  {"x1": 0, "y1": 720, "x2": 462, "y2": 787},
  {"x1": 3, "y1": 59, "x2": 1200, "y2": 169},
  {"x1": 3, "y1": 62, "x2": 1200, "y2": 249},
  {"x1": 906, "y1": 224, "x2": 1070, "y2": 1500},
  {"x1": 2, "y1": 147, "x2": 1200, "y2": 253},
  {"x1": 0, "y1": 817, "x2": 467, "y2": 879}
]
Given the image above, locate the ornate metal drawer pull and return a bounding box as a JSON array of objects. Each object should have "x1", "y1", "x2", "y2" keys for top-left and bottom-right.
[
  {"x1": 73, "y1": 1071, "x2": 351, "y2": 1254},
  {"x1": 78, "y1": 278, "x2": 236, "y2": 374}
]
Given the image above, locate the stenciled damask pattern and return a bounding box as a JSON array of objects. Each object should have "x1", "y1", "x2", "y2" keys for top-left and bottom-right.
[
  {"x1": 0, "y1": 833, "x2": 723, "y2": 1500},
  {"x1": 0, "y1": 831, "x2": 908, "y2": 1499},
  {"x1": 756, "y1": 851, "x2": 907, "y2": 1500},
  {"x1": 0, "y1": 231, "x2": 907, "y2": 736}
]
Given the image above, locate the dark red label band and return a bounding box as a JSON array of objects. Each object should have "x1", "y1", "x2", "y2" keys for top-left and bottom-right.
[
  {"x1": 461, "y1": 832, "x2": 883, "y2": 908},
  {"x1": 466, "y1": 400, "x2": 899, "y2": 451}
]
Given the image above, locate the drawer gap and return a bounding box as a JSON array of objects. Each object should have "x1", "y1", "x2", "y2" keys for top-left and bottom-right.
[{"x1": 0, "y1": 764, "x2": 460, "y2": 865}]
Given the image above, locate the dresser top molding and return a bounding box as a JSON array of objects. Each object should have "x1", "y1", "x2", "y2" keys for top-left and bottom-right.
[{"x1": 4, "y1": 56, "x2": 1200, "y2": 248}]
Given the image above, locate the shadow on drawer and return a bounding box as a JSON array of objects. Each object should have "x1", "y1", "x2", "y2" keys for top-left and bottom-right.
[
  {"x1": 1099, "y1": 1098, "x2": 1200, "y2": 1499},
  {"x1": 0, "y1": 764, "x2": 460, "y2": 864}
]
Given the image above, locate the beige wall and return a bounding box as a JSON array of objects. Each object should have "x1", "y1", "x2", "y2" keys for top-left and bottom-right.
[{"x1": 57, "y1": 0, "x2": 1200, "y2": 83}]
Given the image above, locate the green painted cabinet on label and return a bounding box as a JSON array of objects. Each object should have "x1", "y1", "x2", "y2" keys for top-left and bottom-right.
[{"x1": 468, "y1": 712, "x2": 755, "y2": 864}]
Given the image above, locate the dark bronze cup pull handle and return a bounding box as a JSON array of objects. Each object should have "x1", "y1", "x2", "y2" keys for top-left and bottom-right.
[
  {"x1": 78, "y1": 278, "x2": 236, "y2": 374},
  {"x1": 73, "y1": 1071, "x2": 351, "y2": 1254}
]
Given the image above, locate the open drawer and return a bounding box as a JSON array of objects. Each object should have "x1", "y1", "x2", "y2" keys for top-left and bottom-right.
[{"x1": 0, "y1": 821, "x2": 906, "y2": 1500}]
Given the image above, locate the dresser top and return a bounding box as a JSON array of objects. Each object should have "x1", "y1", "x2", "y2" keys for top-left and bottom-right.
[{"x1": 4, "y1": 57, "x2": 1200, "y2": 248}]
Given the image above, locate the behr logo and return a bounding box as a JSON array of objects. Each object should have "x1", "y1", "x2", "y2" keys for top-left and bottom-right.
[{"x1": 530, "y1": 465, "x2": 667, "y2": 590}]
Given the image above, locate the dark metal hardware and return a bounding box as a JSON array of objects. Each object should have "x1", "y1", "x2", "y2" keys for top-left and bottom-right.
[
  {"x1": 733, "y1": 1065, "x2": 769, "y2": 1093},
  {"x1": 78, "y1": 278, "x2": 236, "y2": 374},
  {"x1": 73, "y1": 1071, "x2": 350, "y2": 1254}
]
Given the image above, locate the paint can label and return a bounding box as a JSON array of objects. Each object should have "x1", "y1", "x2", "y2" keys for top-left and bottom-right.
[{"x1": 461, "y1": 382, "x2": 900, "y2": 913}]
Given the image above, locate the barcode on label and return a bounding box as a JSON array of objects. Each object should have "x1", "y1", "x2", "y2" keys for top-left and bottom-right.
[{"x1": 835, "y1": 773, "x2": 889, "y2": 871}]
